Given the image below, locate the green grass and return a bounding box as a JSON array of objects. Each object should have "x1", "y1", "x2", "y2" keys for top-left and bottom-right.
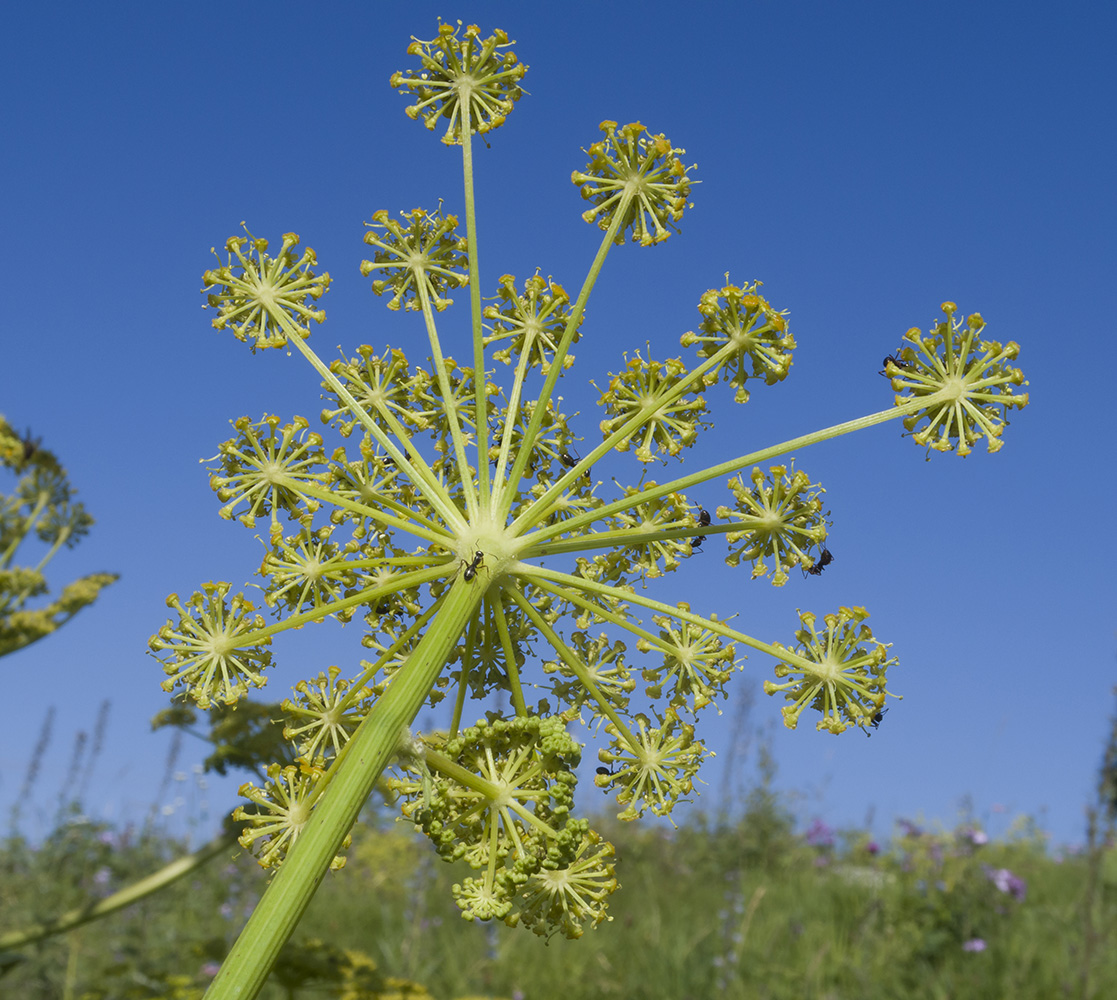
[{"x1": 3, "y1": 799, "x2": 1116, "y2": 1000}]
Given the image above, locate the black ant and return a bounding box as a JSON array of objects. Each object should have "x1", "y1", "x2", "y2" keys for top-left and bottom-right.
[
  {"x1": 460, "y1": 551, "x2": 485, "y2": 582},
  {"x1": 595, "y1": 765, "x2": 617, "y2": 793},
  {"x1": 805, "y1": 547, "x2": 833, "y2": 576},
  {"x1": 687, "y1": 507, "x2": 712, "y2": 552},
  {"x1": 559, "y1": 448, "x2": 591, "y2": 482},
  {"x1": 863, "y1": 707, "x2": 888, "y2": 737},
  {"x1": 879, "y1": 354, "x2": 913, "y2": 377}
]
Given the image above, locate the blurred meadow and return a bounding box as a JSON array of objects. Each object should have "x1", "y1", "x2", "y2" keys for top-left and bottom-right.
[{"x1": 3, "y1": 691, "x2": 1117, "y2": 1000}]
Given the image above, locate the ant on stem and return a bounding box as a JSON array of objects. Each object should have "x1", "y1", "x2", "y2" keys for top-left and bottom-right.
[
  {"x1": 460, "y1": 551, "x2": 484, "y2": 582},
  {"x1": 689, "y1": 506, "x2": 712, "y2": 552},
  {"x1": 559, "y1": 447, "x2": 591, "y2": 482}
]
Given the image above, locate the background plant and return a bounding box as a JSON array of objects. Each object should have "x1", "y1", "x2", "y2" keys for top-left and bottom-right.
[{"x1": 0, "y1": 418, "x2": 117, "y2": 658}]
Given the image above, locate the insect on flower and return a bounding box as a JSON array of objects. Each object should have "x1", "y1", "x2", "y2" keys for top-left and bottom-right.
[
  {"x1": 559, "y1": 447, "x2": 592, "y2": 481},
  {"x1": 691, "y1": 535, "x2": 707, "y2": 551},
  {"x1": 879, "y1": 354, "x2": 913, "y2": 377},
  {"x1": 805, "y1": 547, "x2": 833, "y2": 576},
  {"x1": 864, "y1": 707, "x2": 888, "y2": 737},
  {"x1": 595, "y1": 765, "x2": 617, "y2": 794},
  {"x1": 697, "y1": 507, "x2": 711, "y2": 527},
  {"x1": 460, "y1": 551, "x2": 485, "y2": 582}
]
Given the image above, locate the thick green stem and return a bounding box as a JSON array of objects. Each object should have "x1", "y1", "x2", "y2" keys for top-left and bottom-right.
[
  {"x1": 0, "y1": 831, "x2": 238, "y2": 950},
  {"x1": 203, "y1": 575, "x2": 486, "y2": 1000}
]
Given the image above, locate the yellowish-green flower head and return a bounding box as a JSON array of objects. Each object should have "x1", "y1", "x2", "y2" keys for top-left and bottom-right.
[{"x1": 152, "y1": 22, "x2": 1029, "y2": 948}]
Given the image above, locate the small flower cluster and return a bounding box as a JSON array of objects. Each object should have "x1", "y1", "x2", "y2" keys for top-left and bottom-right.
[
  {"x1": 390, "y1": 21, "x2": 527, "y2": 145},
  {"x1": 886, "y1": 302, "x2": 1029, "y2": 457},
  {"x1": 765, "y1": 607, "x2": 894, "y2": 734}
]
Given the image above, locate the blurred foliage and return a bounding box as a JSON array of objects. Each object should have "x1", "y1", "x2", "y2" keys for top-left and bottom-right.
[
  {"x1": 0, "y1": 417, "x2": 117, "y2": 659},
  {"x1": 2, "y1": 785, "x2": 1117, "y2": 998},
  {"x1": 151, "y1": 701, "x2": 292, "y2": 781}
]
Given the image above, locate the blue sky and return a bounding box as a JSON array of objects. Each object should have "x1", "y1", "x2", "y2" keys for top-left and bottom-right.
[{"x1": 2, "y1": 1, "x2": 1115, "y2": 850}]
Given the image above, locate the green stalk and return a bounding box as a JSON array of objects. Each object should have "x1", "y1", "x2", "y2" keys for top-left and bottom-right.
[
  {"x1": 513, "y1": 320, "x2": 743, "y2": 532},
  {"x1": 495, "y1": 201, "x2": 630, "y2": 521},
  {"x1": 508, "y1": 586, "x2": 637, "y2": 748},
  {"x1": 520, "y1": 564, "x2": 817, "y2": 672},
  {"x1": 226, "y1": 563, "x2": 450, "y2": 649},
  {"x1": 459, "y1": 97, "x2": 491, "y2": 506},
  {"x1": 204, "y1": 575, "x2": 486, "y2": 1000},
  {"x1": 1, "y1": 490, "x2": 49, "y2": 567},
  {"x1": 0, "y1": 831, "x2": 237, "y2": 950},
  {"x1": 527, "y1": 399, "x2": 927, "y2": 547},
  {"x1": 490, "y1": 591, "x2": 528, "y2": 716},
  {"x1": 414, "y1": 278, "x2": 481, "y2": 523},
  {"x1": 294, "y1": 480, "x2": 452, "y2": 545},
  {"x1": 279, "y1": 321, "x2": 465, "y2": 534}
]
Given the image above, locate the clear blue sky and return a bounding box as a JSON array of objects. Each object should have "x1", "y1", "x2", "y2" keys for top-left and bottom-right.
[{"x1": 2, "y1": 1, "x2": 1114, "y2": 850}]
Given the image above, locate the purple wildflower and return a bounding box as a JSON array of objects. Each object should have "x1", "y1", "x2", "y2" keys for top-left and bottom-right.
[
  {"x1": 962, "y1": 938, "x2": 987, "y2": 952},
  {"x1": 987, "y1": 867, "x2": 1026, "y2": 901},
  {"x1": 804, "y1": 818, "x2": 834, "y2": 848},
  {"x1": 963, "y1": 828, "x2": 988, "y2": 846},
  {"x1": 866, "y1": 841, "x2": 880, "y2": 855}
]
